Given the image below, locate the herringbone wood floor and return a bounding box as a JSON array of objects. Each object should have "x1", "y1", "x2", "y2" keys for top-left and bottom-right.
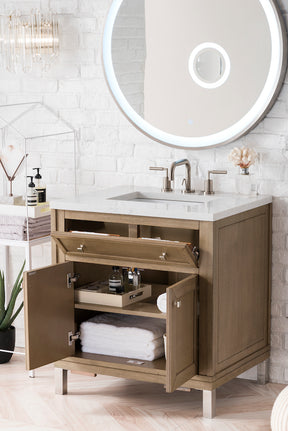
[{"x1": 0, "y1": 353, "x2": 285, "y2": 431}]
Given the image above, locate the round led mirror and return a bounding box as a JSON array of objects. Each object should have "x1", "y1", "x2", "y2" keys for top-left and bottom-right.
[{"x1": 103, "y1": 0, "x2": 287, "y2": 149}]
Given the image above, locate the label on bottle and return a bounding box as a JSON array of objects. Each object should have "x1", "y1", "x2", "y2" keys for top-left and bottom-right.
[
  {"x1": 109, "y1": 279, "x2": 122, "y2": 293},
  {"x1": 36, "y1": 188, "x2": 46, "y2": 203},
  {"x1": 27, "y1": 189, "x2": 37, "y2": 206}
]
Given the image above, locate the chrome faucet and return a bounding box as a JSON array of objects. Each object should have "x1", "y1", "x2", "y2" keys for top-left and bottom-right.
[{"x1": 170, "y1": 159, "x2": 194, "y2": 193}]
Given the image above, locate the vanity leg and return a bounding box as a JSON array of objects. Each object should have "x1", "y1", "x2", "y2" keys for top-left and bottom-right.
[
  {"x1": 55, "y1": 368, "x2": 68, "y2": 395},
  {"x1": 202, "y1": 389, "x2": 216, "y2": 419},
  {"x1": 257, "y1": 359, "x2": 269, "y2": 385},
  {"x1": 29, "y1": 370, "x2": 35, "y2": 378}
]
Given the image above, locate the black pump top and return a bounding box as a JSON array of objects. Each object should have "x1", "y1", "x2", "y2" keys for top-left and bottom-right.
[
  {"x1": 27, "y1": 176, "x2": 35, "y2": 187},
  {"x1": 33, "y1": 168, "x2": 42, "y2": 179}
]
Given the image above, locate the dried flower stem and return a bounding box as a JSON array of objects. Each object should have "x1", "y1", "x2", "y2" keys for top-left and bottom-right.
[{"x1": 0, "y1": 154, "x2": 28, "y2": 196}]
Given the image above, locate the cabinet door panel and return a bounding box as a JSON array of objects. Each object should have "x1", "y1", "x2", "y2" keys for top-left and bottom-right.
[
  {"x1": 52, "y1": 231, "x2": 198, "y2": 272},
  {"x1": 166, "y1": 275, "x2": 197, "y2": 392},
  {"x1": 24, "y1": 262, "x2": 75, "y2": 370}
]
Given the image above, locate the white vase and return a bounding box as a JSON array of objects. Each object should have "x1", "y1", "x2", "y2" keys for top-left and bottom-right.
[{"x1": 271, "y1": 385, "x2": 288, "y2": 431}]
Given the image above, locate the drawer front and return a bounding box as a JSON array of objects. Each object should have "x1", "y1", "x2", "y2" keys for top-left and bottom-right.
[{"x1": 52, "y1": 232, "x2": 198, "y2": 272}]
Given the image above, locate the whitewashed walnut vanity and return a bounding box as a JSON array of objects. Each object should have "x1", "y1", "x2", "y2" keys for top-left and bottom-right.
[
  {"x1": 24, "y1": 187, "x2": 272, "y2": 418},
  {"x1": 24, "y1": 0, "x2": 288, "y2": 420}
]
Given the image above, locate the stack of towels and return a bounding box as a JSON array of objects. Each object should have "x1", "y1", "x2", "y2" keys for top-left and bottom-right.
[
  {"x1": 0, "y1": 215, "x2": 51, "y2": 240},
  {"x1": 80, "y1": 313, "x2": 166, "y2": 361}
]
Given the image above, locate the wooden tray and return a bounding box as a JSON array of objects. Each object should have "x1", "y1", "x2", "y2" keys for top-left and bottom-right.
[{"x1": 75, "y1": 283, "x2": 152, "y2": 307}]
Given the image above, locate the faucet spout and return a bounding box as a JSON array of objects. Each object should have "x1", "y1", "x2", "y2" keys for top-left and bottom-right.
[{"x1": 170, "y1": 159, "x2": 194, "y2": 193}]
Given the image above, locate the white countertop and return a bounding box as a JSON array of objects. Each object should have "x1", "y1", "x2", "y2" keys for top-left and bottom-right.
[{"x1": 50, "y1": 186, "x2": 272, "y2": 222}]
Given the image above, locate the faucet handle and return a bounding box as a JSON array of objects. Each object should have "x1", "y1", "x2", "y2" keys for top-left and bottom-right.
[
  {"x1": 149, "y1": 166, "x2": 173, "y2": 192},
  {"x1": 205, "y1": 170, "x2": 227, "y2": 195},
  {"x1": 149, "y1": 166, "x2": 167, "y2": 172},
  {"x1": 208, "y1": 170, "x2": 228, "y2": 179}
]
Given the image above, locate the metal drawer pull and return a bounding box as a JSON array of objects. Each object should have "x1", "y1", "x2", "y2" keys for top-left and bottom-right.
[
  {"x1": 77, "y1": 244, "x2": 85, "y2": 252},
  {"x1": 159, "y1": 252, "x2": 167, "y2": 261},
  {"x1": 174, "y1": 300, "x2": 182, "y2": 309}
]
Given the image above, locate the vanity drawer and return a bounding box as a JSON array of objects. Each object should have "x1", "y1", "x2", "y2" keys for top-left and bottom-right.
[{"x1": 52, "y1": 231, "x2": 198, "y2": 273}]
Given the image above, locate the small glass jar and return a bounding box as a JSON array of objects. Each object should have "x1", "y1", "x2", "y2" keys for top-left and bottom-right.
[{"x1": 109, "y1": 266, "x2": 123, "y2": 293}]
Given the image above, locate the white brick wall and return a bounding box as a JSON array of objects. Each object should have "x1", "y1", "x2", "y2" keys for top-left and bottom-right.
[{"x1": 0, "y1": 0, "x2": 287, "y2": 384}]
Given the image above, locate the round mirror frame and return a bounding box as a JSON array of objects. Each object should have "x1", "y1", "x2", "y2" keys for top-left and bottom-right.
[{"x1": 103, "y1": 0, "x2": 287, "y2": 149}]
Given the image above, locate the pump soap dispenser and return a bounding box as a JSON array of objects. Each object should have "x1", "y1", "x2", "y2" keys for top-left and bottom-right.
[
  {"x1": 33, "y1": 168, "x2": 46, "y2": 203},
  {"x1": 26, "y1": 176, "x2": 37, "y2": 207}
]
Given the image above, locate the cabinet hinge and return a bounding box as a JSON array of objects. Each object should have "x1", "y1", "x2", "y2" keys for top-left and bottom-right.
[
  {"x1": 192, "y1": 246, "x2": 200, "y2": 262},
  {"x1": 68, "y1": 331, "x2": 80, "y2": 346},
  {"x1": 67, "y1": 273, "x2": 80, "y2": 288}
]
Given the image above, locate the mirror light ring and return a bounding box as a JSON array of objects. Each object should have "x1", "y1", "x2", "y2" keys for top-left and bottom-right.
[{"x1": 103, "y1": 0, "x2": 286, "y2": 149}]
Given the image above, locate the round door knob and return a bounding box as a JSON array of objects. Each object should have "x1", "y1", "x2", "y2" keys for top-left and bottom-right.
[{"x1": 77, "y1": 244, "x2": 85, "y2": 252}]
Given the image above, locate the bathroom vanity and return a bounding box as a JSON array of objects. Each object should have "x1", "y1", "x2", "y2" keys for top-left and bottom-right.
[{"x1": 23, "y1": 187, "x2": 272, "y2": 418}]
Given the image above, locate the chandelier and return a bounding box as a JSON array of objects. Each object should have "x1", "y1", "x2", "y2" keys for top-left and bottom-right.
[{"x1": 0, "y1": 10, "x2": 59, "y2": 73}]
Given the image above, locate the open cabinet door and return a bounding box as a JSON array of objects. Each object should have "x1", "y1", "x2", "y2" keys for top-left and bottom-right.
[
  {"x1": 166, "y1": 275, "x2": 197, "y2": 392},
  {"x1": 24, "y1": 262, "x2": 75, "y2": 370}
]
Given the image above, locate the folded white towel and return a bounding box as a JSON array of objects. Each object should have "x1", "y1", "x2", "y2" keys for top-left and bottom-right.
[
  {"x1": 81, "y1": 313, "x2": 166, "y2": 343},
  {"x1": 0, "y1": 215, "x2": 50, "y2": 226},
  {"x1": 81, "y1": 343, "x2": 164, "y2": 361},
  {"x1": 0, "y1": 232, "x2": 49, "y2": 241},
  {"x1": 0, "y1": 215, "x2": 51, "y2": 241},
  {"x1": 80, "y1": 313, "x2": 166, "y2": 361},
  {"x1": 81, "y1": 335, "x2": 164, "y2": 352},
  {"x1": 157, "y1": 293, "x2": 167, "y2": 313}
]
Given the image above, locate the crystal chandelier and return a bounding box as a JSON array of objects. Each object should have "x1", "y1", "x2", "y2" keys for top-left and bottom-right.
[{"x1": 0, "y1": 10, "x2": 59, "y2": 73}]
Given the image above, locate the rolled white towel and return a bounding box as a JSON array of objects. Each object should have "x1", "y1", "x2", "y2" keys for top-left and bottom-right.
[{"x1": 157, "y1": 293, "x2": 167, "y2": 313}]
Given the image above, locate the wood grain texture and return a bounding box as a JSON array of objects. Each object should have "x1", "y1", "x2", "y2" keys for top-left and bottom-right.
[
  {"x1": 0, "y1": 355, "x2": 284, "y2": 431},
  {"x1": 74, "y1": 300, "x2": 167, "y2": 319},
  {"x1": 52, "y1": 231, "x2": 198, "y2": 271},
  {"x1": 64, "y1": 210, "x2": 200, "y2": 230},
  {"x1": 52, "y1": 210, "x2": 66, "y2": 263},
  {"x1": 167, "y1": 275, "x2": 197, "y2": 392},
  {"x1": 198, "y1": 220, "x2": 215, "y2": 376},
  {"x1": 24, "y1": 262, "x2": 75, "y2": 370},
  {"x1": 215, "y1": 207, "x2": 270, "y2": 372}
]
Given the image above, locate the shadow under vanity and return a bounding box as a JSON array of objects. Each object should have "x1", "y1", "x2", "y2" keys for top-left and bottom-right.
[{"x1": 23, "y1": 191, "x2": 271, "y2": 418}]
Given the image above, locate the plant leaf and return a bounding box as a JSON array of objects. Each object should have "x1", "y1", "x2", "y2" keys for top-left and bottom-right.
[
  {"x1": 5, "y1": 301, "x2": 23, "y2": 329},
  {"x1": 0, "y1": 277, "x2": 22, "y2": 329},
  {"x1": 9, "y1": 260, "x2": 25, "y2": 303},
  {"x1": 0, "y1": 271, "x2": 5, "y2": 322},
  {"x1": 0, "y1": 261, "x2": 25, "y2": 330}
]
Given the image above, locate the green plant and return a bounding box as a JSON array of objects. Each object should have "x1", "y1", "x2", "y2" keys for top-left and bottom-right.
[{"x1": 0, "y1": 261, "x2": 25, "y2": 331}]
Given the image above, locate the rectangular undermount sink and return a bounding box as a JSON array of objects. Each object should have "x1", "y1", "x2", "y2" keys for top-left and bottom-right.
[{"x1": 108, "y1": 191, "x2": 214, "y2": 205}]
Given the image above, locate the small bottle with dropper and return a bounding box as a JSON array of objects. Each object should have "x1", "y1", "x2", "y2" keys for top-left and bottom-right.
[
  {"x1": 33, "y1": 168, "x2": 46, "y2": 204},
  {"x1": 26, "y1": 176, "x2": 37, "y2": 207}
]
